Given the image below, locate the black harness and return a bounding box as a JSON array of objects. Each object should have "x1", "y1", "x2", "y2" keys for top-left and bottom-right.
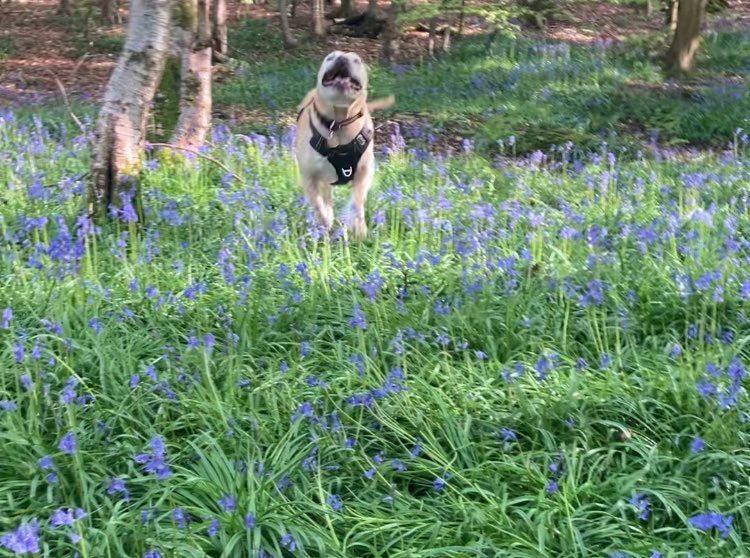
[{"x1": 297, "y1": 103, "x2": 372, "y2": 185}]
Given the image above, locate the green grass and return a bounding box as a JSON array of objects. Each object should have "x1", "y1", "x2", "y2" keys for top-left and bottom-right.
[
  {"x1": 0, "y1": 36, "x2": 17, "y2": 60},
  {"x1": 1, "y1": 103, "x2": 750, "y2": 556},
  {"x1": 216, "y1": 19, "x2": 750, "y2": 154}
]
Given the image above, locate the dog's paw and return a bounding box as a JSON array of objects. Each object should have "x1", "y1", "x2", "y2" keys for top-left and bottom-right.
[{"x1": 348, "y1": 215, "x2": 368, "y2": 240}]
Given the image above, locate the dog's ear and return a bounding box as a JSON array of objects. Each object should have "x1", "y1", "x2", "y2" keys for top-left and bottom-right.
[
  {"x1": 367, "y1": 95, "x2": 395, "y2": 112},
  {"x1": 297, "y1": 88, "x2": 317, "y2": 113}
]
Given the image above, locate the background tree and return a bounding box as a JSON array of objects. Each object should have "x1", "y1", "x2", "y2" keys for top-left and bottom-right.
[
  {"x1": 312, "y1": 0, "x2": 326, "y2": 36},
  {"x1": 101, "y1": 0, "x2": 120, "y2": 25},
  {"x1": 172, "y1": 0, "x2": 213, "y2": 149},
  {"x1": 333, "y1": 0, "x2": 358, "y2": 19},
  {"x1": 212, "y1": 0, "x2": 228, "y2": 60},
  {"x1": 89, "y1": 0, "x2": 172, "y2": 218},
  {"x1": 279, "y1": 0, "x2": 299, "y2": 48},
  {"x1": 665, "y1": 0, "x2": 707, "y2": 75}
]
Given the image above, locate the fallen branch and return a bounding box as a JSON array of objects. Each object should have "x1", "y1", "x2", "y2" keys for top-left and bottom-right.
[
  {"x1": 45, "y1": 70, "x2": 87, "y2": 137},
  {"x1": 146, "y1": 142, "x2": 244, "y2": 183}
]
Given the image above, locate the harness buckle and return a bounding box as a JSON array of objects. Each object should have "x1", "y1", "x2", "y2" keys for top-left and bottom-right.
[{"x1": 328, "y1": 120, "x2": 336, "y2": 139}]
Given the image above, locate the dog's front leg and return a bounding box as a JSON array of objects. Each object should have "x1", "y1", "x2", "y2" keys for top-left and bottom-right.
[
  {"x1": 304, "y1": 177, "x2": 334, "y2": 230},
  {"x1": 347, "y1": 158, "x2": 374, "y2": 240}
]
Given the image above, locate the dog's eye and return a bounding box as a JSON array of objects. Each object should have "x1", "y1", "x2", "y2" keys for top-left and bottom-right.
[
  {"x1": 353, "y1": 58, "x2": 362, "y2": 65},
  {"x1": 326, "y1": 54, "x2": 334, "y2": 61}
]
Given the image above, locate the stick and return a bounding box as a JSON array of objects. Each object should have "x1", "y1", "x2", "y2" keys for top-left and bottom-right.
[
  {"x1": 146, "y1": 142, "x2": 244, "y2": 183},
  {"x1": 45, "y1": 71, "x2": 87, "y2": 136}
]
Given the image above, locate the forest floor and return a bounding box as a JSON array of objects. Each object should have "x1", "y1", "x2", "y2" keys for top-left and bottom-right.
[{"x1": 2, "y1": 0, "x2": 748, "y2": 104}]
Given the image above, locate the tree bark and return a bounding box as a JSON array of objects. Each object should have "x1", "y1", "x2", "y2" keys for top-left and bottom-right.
[
  {"x1": 441, "y1": 19, "x2": 451, "y2": 52},
  {"x1": 101, "y1": 0, "x2": 120, "y2": 24},
  {"x1": 381, "y1": 0, "x2": 400, "y2": 62},
  {"x1": 427, "y1": 17, "x2": 436, "y2": 57},
  {"x1": 279, "y1": 0, "x2": 298, "y2": 47},
  {"x1": 212, "y1": 0, "x2": 228, "y2": 59},
  {"x1": 173, "y1": 0, "x2": 213, "y2": 149},
  {"x1": 366, "y1": 0, "x2": 376, "y2": 17},
  {"x1": 457, "y1": 0, "x2": 466, "y2": 34},
  {"x1": 58, "y1": 0, "x2": 70, "y2": 16},
  {"x1": 332, "y1": 0, "x2": 358, "y2": 18},
  {"x1": 312, "y1": 0, "x2": 325, "y2": 36},
  {"x1": 89, "y1": 0, "x2": 172, "y2": 219},
  {"x1": 665, "y1": 0, "x2": 706, "y2": 75},
  {"x1": 666, "y1": 0, "x2": 679, "y2": 30}
]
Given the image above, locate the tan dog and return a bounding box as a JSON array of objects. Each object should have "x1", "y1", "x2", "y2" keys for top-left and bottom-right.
[{"x1": 294, "y1": 51, "x2": 394, "y2": 239}]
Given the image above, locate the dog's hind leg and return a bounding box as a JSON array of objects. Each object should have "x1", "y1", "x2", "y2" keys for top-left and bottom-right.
[{"x1": 304, "y1": 177, "x2": 334, "y2": 231}]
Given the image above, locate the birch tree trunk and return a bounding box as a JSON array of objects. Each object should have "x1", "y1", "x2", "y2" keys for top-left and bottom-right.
[
  {"x1": 212, "y1": 0, "x2": 228, "y2": 59},
  {"x1": 279, "y1": 0, "x2": 298, "y2": 48},
  {"x1": 312, "y1": 0, "x2": 325, "y2": 36},
  {"x1": 89, "y1": 0, "x2": 172, "y2": 218},
  {"x1": 173, "y1": 0, "x2": 213, "y2": 149},
  {"x1": 665, "y1": 0, "x2": 707, "y2": 75}
]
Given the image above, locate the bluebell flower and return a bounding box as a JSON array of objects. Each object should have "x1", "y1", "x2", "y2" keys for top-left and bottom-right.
[
  {"x1": 546, "y1": 479, "x2": 558, "y2": 495},
  {"x1": 688, "y1": 511, "x2": 732, "y2": 538},
  {"x1": 59, "y1": 431, "x2": 77, "y2": 455},
  {"x1": 0, "y1": 400, "x2": 17, "y2": 411},
  {"x1": 349, "y1": 304, "x2": 367, "y2": 330},
  {"x1": 173, "y1": 507, "x2": 188, "y2": 529},
  {"x1": 219, "y1": 494, "x2": 236, "y2": 512},
  {"x1": 327, "y1": 494, "x2": 343, "y2": 512},
  {"x1": 207, "y1": 518, "x2": 220, "y2": 537},
  {"x1": 630, "y1": 492, "x2": 651, "y2": 521},
  {"x1": 280, "y1": 533, "x2": 297, "y2": 552},
  {"x1": 1, "y1": 519, "x2": 41, "y2": 555},
  {"x1": 106, "y1": 478, "x2": 130, "y2": 501},
  {"x1": 133, "y1": 436, "x2": 172, "y2": 479},
  {"x1": 690, "y1": 437, "x2": 705, "y2": 454},
  {"x1": 245, "y1": 513, "x2": 256, "y2": 528},
  {"x1": 2, "y1": 308, "x2": 12, "y2": 329}
]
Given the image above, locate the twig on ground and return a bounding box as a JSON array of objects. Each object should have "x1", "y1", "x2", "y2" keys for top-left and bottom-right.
[{"x1": 147, "y1": 142, "x2": 244, "y2": 183}]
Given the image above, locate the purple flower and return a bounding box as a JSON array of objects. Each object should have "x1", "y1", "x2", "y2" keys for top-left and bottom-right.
[
  {"x1": 134, "y1": 436, "x2": 172, "y2": 479},
  {"x1": 2, "y1": 308, "x2": 12, "y2": 329},
  {"x1": 59, "y1": 431, "x2": 77, "y2": 455},
  {"x1": 500, "y1": 428, "x2": 517, "y2": 442},
  {"x1": 173, "y1": 507, "x2": 188, "y2": 529},
  {"x1": 280, "y1": 533, "x2": 297, "y2": 552},
  {"x1": 0, "y1": 400, "x2": 17, "y2": 411},
  {"x1": 546, "y1": 479, "x2": 558, "y2": 495},
  {"x1": 433, "y1": 477, "x2": 446, "y2": 492},
  {"x1": 349, "y1": 304, "x2": 367, "y2": 330},
  {"x1": 630, "y1": 492, "x2": 651, "y2": 521},
  {"x1": 219, "y1": 493, "x2": 236, "y2": 512},
  {"x1": 207, "y1": 518, "x2": 220, "y2": 537},
  {"x1": 144, "y1": 551, "x2": 162, "y2": 558},
  {"x1": 690, "y1": 437, "x2": 705, "y2": 454},
  {"x1": 688, "y1": 511, "x2": 733, "y2": 539},
  {"x1": 50, "y1": 508, "x2": 76, "y2": 528},
  {"x1": 327, "y1": 494, "x2": 343, "y2": 512},
  {"x1": 1, "y1": 519, "x2": 41, "y2": 555},
  {"x1": 245, "y1": 513, "x2": 256, "y2": 528},
  {"x1": 107, "y1": 478, "x2": 130, "y2": 501}
]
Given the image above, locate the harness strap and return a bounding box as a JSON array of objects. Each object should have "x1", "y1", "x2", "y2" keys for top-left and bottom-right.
[{"x1": 308, "y1": 114, "x2": 372, "y2": 185}]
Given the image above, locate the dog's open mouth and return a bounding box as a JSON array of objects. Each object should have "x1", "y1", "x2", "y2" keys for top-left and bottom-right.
[{"x1": 322, "y1": 60, "x2": 362, "y2": 91}]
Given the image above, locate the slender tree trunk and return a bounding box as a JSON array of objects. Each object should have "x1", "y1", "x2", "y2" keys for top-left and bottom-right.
[
  {"x1": 457, "y1": 0, "x2": 466, "y2": 34},
  {"x1": 212, "y1": 0, "x2": 228, "y2": 59},
  {"x1": 291, "y1": 0, "x2": 299, "y2": 18},
  {"x1": 427, "y1": 17, "x2": 436, "y2": 57},
  {"x1": 665, "y1": 0, "x2": 706, "y2": 75},
  {"x1": 173, "y1": 0, "x2": 213, "y2": 149},
  {"x1": 441, "y1": 21, "x2": 451, "y2": 53},
  {"x1": 101, "y1": 0, "x2": 120, "y2": 24},
  {"x1": 366, "y1": 0, "x2": 376, "y2": 17},
  {"x1": 666, "y1": 0, "x2": 679, "y2": 30},
  {"x1": 381, "y1": 0, "x2": 400, "y2": 62},
  {"x1": 58, "y1": 0, "x2": 70, "y2": 15},
  {"x1": 312, "y1": 0, "x2": 325, "y2": 36},
  {"x1": 279, "y1": 0, "x2": 298, "y2": 47},
  {"x1": 333, "y1": 0, "x2": 358, "y2": 18},
  {"x1": 89, "y1": 0, "x2": 172, "y2": 218}
]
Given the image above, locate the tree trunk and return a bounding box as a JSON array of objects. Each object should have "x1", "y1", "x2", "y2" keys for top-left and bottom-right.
[
  {"x1": 332, "y1": 0, "x2": 358, "y2": 18},
  {"x1": 89, "y1": 0, "x2": 172, "y2": 219},
  {"x1": 312, "y1": 0, "x2": 325, "y2": 36},
  {"x1": 366, "y1": 0, "x2": 376, "y2": 17},
  {"x1": 427, "y1": 17, "x2": 436, "y2": 57},
  {"x1": 279, "y1": 0, "x2": 298, "y2": 47},
  {"x1": 101, "y1": 0, "x2": 120, "y2": 24},
  {"x1": 58, "y1": 0, "x2": 70, "y2": 15},
  {"x1": 291, "y1": 0, "x2": 300, "y2": 18},
  {"x1": 441, "y1": 20, "x2": 451, "y2": 52},
  {"x1": 173, "y1": 0, "x2": 213, "y2": 149},
  {"x1": 212, "y1": 0, "x2": 228, "y2": 59},
  {"x1": 666, "y1": 0, "x2": 679, "y2": 30},
  {"x1": 665, "y1": 0, "x2": 706, "y2": 75},
  {"x1": 458, "y1": 0, "x2": 466, "y2": 35},
  {"x1": 381, "y1": 0, "x2": 400, "y2": 62}
]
